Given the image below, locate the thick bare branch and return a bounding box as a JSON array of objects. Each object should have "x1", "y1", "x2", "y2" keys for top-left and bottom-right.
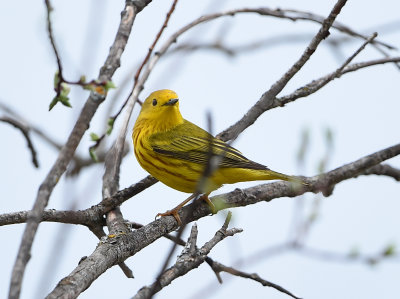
[
  {"x1": 45, "y1": 142, "x2": 400, "y2": 298},
  {"x1": 2, "y1": 158, "x2": 399, "y2": 228},
  {"x1": 9, "y1": 2, "x2": 150, "y2": 296},
  {"x1": 0, "y1": 175, "x2": 157, "y2": 227}
]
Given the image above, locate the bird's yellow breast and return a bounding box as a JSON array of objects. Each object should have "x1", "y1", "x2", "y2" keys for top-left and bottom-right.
[{"x1": 133, "y1": 119, "x2": 206, "y2": 193}]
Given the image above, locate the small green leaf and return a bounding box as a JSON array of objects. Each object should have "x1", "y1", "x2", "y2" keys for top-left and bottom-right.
[
  {"x1": 106, "y1": 118, "x2": 115, "y2": 135},
  {"x1": 383, "y1": 244, "x2": 396, "y2": 256},
  {"x1": 90, "y1": 132, "x2": 100, "y2": 141},
  {"x1": 104, "y1": 80, "x2": 116, "y2": 91},
  {"x1": 59, "y1": 95, "x2": 72, "y2": 108},
  {"x1": 50, "y1": 73, "x2": 73, "y2": 110},
  {"x1": 79, "y1": 75, "x2": 87, "y2": 84},
  {"x1": 107, "y1": 118, "x2": 115, "y2": 126},
  {"x1": 49, "y1": 96, "x2": 59, "y2": 111},
  {"x1": 89, "y1": 147, "x2": 98, "y2": 162}
]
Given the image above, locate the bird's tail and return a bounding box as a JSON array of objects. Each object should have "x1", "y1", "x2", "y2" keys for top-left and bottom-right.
[{"x1": 263, "y1": 170, "x2": 308, "y2": 186}]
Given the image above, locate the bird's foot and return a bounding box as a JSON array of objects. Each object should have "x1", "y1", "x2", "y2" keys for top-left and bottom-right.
[
  {"x1": 156, "y1": 208, "x2": 182, "y2": 226},
  {"x1": 156, "y1": 193, "x2": 216, "y2": 226},
  {"x1": 199, "y1": 194, "x2": 216, "y2": 214}
]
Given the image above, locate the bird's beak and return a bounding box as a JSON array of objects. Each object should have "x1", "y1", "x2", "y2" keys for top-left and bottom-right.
[{"x1": 162, "y1": 98, "x2": 179, "y2": 106}]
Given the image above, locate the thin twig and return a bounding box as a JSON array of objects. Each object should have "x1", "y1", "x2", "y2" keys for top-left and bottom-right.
[
  {"x1": 95, "y1": 2, "x2": 373, "y2": 156},
  {"x1": 44, "y1": 0, "x2": 112, "y2": 102},
  {"x1": 0, "y1": 116, "x2": 39, "y2": 168},
  {"x1": 360, "y1": 164, "x2": 400, "y2": 181},
  {"x1": 44, "y1": 0, "x2": 63, "y2": 97},
  {"x1": 107, "y1": 6, "x2": 398, "y2": 110},
  {"x1": 134, "y1": 0, "x2": 179, "y2": 88},
  {"x1": 146, "y1": 225, "x2": 187, "y2": 299},
  {"x1": 206, "y1": 260, "x2": 301, "y2": 299},
  {"x1": 96, "y1": 0, "x2": 179, "y2": 150},
  {"x1": 0, "y1": 100, "x2": 128, "y2": 176},
  {"x1": 296, "y1": 245, "x2": 399, "y2": 265},
  {"x1": 217, "y1": 0, "x2": 348, "y2": 142},
  {"x1": 282, "y1": 8, "x2": 396, "y2": 50},
  {"x1": 276, "y1": 56, "x2": 400, "y2": 107},
  {"x1": 133, "y1": 213, "x2": 244, "y2": 299}
]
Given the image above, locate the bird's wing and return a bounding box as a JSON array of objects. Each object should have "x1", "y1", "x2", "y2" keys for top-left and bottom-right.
[{"x1": 148, "y1": 120, "x2": 268, "y2": 170}]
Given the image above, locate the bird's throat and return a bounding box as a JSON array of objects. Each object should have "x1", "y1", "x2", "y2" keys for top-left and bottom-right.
[{"x1": 135, "y1": 110, "x2": 184, "y2": 135}]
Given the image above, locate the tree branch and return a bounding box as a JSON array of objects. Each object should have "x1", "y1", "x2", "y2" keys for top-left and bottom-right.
[
  {"x1": 296, "y1": 244, "x2": 399, "y2": 265},
  {"x1": 275, "y1": 58, "x2": 400, "y2": 109},
  {"x1": 0, "y1": 175, "x2": 157, "y2": 227},
  {"x1": 132, "y1": 214, "x2": 243, "y2": 299},
  {"x1": 0, "y1": 116, "x2": 39, "y2": 168},
  {"x1": 205, "y1": 259, "x2": 301, "y2": 299},
  {"x1": 360, "y1": 163, "x2": 400, "y2": 181},
  {"x1": 45, "y1": 142, "x2": 400, "y2": 298},
  {"x1": 8, "y1": 1, "x2": 150, "y2": 297},
  {"x1": 217, "y1": 0, "x2": 348, "y2": 142},
  {"x1": 101, "y1": 0, "x2": 179, "y2": 239},
  {"x1": 2, "y1": 156, "x2": 399, "y2": 228}
]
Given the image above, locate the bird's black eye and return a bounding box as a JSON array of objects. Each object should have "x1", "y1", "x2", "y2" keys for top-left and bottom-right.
[{"x1": 152, "y1": 99, "x2": 157, "y2": 106}]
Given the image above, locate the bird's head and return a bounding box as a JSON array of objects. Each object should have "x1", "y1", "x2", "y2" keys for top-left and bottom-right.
[{"x1": 136, "y1": 89, "x2": 183, "y2": 130}]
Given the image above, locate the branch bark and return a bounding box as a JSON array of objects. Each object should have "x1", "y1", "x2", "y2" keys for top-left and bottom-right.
[
  {"x1": 8, "y1": 1, "x2": 151, "y2": 298},
  {"x1": 0, "y1": 175, "x2": 157, "y2": 227},
  {"x1": 127, "y1": 216, "x2": 244, "y2": 299},
  {"x1": 45, "y1": 142, "x2": 400, "y2": 298},
  {"x1": 3, "y1": 160, "x2": 400, "y2": 228}
]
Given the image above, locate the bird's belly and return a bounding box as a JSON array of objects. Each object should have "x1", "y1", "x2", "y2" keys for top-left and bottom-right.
[
  {"x1": 135, "y1": 150, "x2": 212, "y2": 193},
  {"x1": 150, "y1": 161, "x2": 200, "y2": 193}
]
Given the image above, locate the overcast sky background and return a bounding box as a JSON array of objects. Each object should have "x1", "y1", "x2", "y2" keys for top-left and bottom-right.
[{"x1": 1, "y1": 0, "x2": 400, "y2": 298}]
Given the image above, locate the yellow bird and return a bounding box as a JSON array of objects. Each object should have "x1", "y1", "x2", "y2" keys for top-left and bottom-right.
[{"x1": 133, "y1": 89, "x2": 304, "y2": 224}]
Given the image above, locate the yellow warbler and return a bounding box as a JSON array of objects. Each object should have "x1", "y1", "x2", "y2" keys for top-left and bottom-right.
[{"x1": 133, "y1": 89, "x2": 303, "y2": 223}]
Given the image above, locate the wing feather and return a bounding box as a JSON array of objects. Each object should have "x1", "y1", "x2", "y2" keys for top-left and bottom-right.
[{"x1": 149, "y1": 120, "x2": 268, "y2": 170}]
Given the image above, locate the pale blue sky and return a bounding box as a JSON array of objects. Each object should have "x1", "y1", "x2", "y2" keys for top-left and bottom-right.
[{"x1": 1, "y1": 1, "x2": 400, "y2": 298}]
